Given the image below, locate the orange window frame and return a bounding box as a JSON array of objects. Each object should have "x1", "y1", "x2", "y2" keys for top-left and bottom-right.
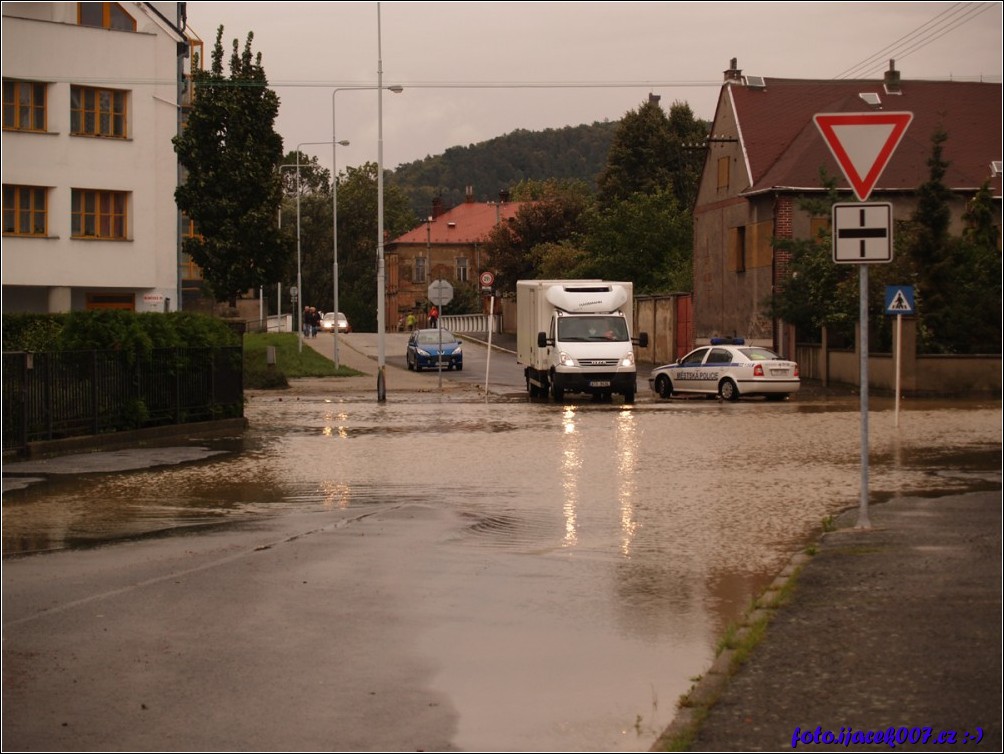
[
  {"x1": 71, "y1": 189, "x2": 128, "y2": 239},
  {"x1": 3, "y1": 185, "x2": 48, "y2": 236}
]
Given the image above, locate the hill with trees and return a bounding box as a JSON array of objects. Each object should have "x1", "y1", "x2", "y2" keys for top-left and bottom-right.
[{"x1": 387, "y1": 121, "x2": 620, "y2": 219}]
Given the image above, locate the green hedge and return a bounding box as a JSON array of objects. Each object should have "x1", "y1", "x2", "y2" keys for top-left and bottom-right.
[{"x1": 2, "y1": 311, "x2": 240, "y2": 358}]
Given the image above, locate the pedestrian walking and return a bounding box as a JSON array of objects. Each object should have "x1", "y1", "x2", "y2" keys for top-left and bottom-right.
[{"x1": 429, "y1": 304, "x2": 439, "y2": 328}]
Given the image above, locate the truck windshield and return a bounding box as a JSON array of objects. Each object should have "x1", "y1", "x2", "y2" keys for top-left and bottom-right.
[{"x1": 557, "y1": 316, "x2": 628, "y2": 342}]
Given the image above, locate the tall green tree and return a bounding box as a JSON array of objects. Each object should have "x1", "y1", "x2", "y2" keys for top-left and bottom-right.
[
  {"x1": 174, "y1": 27, "x2": 283, "y2": 307},
  {"x1": 596, "y1": 98, "x2": 707, "y2": 210},
  {"x1": 331, "y1": 162, "x2": 414, "y2": 332},
  {"x1": 579, "y1": 187, "x2": 693, "y2": 293}
]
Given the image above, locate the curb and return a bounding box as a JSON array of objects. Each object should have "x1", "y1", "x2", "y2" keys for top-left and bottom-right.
[{"x1": 649, "y1": 547, "x2": 816, "y2": 751}]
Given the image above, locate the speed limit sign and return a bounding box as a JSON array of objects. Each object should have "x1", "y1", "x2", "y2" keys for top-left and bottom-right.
[{"x1": 479, "y1": 271, "x2": 495, "y2": 288}]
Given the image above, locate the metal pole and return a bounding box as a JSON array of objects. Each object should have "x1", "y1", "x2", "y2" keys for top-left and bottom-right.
[
  {"x1": 296, "y1": 150, "x2": 303, "y2": 353},
  {"x1": 331, "y1": 92, "x2": 352, "y2": 371},
  {"x1": 856, "y1": 264, "x2": 871, "y2": 529},
  {"x1": 894, "y1": 313, "x2": 902, "y2": 428},
  {"x1": 331, "y1": 85, "x2": 401, "y2": 371},
  {"x1": 376, "y1": 3, "x2": 387, "y2": 401}
]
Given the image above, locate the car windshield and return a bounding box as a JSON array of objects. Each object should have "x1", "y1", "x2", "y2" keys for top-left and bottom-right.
[
  {"x1": 739, "y1": 347, "x2": 781, "y2": 361},
  {"x1": 416, "y1": 330, "x2": 455, "y2": 345}
]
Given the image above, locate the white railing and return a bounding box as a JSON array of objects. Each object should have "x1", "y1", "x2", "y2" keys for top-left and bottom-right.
[{"x1": 440, "y1": 313, "x2": 502, "y2": 334}]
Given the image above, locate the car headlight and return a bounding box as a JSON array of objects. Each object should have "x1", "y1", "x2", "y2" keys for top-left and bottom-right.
[
  {"x1": 417, "y1": 348, "x2": 431, "y2": 357},
  {"x1": 453, "y1": 345, "x2": 462, "y2": 355},
  {"x1": 558, "y1": 350, "x2": 576, "y2": 367},
  {"x1": 619, "y1": 351, "x2": 636, "y2": 367}
]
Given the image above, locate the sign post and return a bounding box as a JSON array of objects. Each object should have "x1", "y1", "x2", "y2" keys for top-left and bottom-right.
[
  {"x1": 480, "y1": 271, "x2": 496, "y2": 398},
  {"x1": 428, "y1": 280, "x2": 454, "y2": 388},
  {"x1": 816, "y1": 111, "x2": 911, "y2": 530},
  {"x1": 885, "y1": 286, "x2": 916, "y2": 428}
]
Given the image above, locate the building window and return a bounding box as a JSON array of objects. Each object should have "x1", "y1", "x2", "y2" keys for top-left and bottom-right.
[
  {"x1": 78, "y1": 2, "x2": 136, "y2": 31},
  {"x1": 810, "y1": 216, "x2": 831, "y2": 241},
  {"x1": 729, "y1": 225, "x2": 746, "y2": 272},
  {"x1": 71, "y1": 189, "x2": 128, "y2": 239},
  {"x1": 415, "y1": 256, "x2": 427, "y2": 284},
  {"x1": 3, "y1": 185, "x2": 48, "y2": 236},
  {"x1": 71, "y1": 86, "x2": 127, "y2": 138},
  {"x1": 455, "y1": 257, "x2": 468, "y2": 282},
  {"x1": 717, "y1": 156, "x2": 730, "y2": 191},
  {"x1": 3, "y1": 80, "x2": 47, "y2": 132}
]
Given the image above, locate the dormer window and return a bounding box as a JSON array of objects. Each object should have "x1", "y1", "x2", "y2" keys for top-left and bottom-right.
[{"x1": 78, "y1": 2, "x2": 136, "y2": 32}]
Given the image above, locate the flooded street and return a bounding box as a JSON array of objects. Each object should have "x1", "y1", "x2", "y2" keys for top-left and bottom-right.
[{"x1": 3, "y1": 385, "x2": 1001, "y2": 751}]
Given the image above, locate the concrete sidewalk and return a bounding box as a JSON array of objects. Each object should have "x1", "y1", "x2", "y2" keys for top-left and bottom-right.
[{"x1": 653, "y1": 490, "x2": 1002, "y2": 752}]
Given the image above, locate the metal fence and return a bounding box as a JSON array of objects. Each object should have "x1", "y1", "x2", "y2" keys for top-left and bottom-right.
[{"x1": 2, "y1": 346, "x2": 243, "y2": 453}]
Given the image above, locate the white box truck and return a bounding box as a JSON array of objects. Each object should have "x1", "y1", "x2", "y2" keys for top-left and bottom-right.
[{"x1": 516, "y1": 280, "x2": 648, "y2": 403}]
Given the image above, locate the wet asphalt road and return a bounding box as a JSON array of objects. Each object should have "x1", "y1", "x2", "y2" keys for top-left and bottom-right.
[{"x1": 2, "y1": 335, "x2": 1000, "y2": 751}]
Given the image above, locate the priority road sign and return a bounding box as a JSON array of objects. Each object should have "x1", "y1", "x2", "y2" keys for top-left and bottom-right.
[
  {"x1": 814, "y1": 112, "x2": 913, "y2": 201},
  {"x1": 832, "y1": 202, "x2": 893, "y2": 263}
]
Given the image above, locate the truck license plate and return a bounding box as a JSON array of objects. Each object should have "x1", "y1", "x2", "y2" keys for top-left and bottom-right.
[{"x1": 590, "y1": 380, "x2": 611, "y2": 388}]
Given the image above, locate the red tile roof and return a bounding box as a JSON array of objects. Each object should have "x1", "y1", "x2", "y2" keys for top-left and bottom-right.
[
  {"x1": 390, "y1": 201, "x2": 526, "y2": 246},
  {"x1": 727, "y1": 78, "x2": 1002, "y2": 197}
]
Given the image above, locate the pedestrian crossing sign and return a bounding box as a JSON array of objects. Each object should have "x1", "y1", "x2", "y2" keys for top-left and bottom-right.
[{"x1": 885, "y1": 285, "x2": 915, "y2": 315}]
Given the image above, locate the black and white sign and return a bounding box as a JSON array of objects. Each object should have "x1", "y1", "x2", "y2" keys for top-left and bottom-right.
[{"x1": 832, "y1": 202, "x2": 893, "y2": 264}]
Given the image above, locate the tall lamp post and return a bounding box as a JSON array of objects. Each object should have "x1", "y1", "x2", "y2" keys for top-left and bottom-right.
[
  {"x1": 294, "y1": 141, "x2": 346, "y2": 352},
  {"x1": 329, "y1": 136, "x2": 350, "y2": 370},
  {"x1": 331, "y1": 83, "x2": 403, "y2": 373}
]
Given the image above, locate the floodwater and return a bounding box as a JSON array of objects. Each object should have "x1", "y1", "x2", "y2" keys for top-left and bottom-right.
[{"x1": 3, "y1": 389, "x2": 1001, "y2": 751}]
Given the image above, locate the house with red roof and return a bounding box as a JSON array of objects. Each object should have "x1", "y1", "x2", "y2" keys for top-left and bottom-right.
[
  {"x1": 693, "y1": 59, "x2": 1002, "y2": 356},
  {"x1": 385, "y1": 188, "x2": 524, "y2": 328}
]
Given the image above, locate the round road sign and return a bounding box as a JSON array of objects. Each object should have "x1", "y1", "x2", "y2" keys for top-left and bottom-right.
[{"x1": 479, "y1": 271, "x2": 495, "y2": 287}]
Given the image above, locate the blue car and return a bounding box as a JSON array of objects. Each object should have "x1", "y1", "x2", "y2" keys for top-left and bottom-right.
[{"x1": 406, "y1": 328, "x2": 463, "y2": 371}]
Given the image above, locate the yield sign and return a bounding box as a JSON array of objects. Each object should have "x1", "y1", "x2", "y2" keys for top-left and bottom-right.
[{"x1": 814, "y1": 112, "x2": 913, "y2": 201}]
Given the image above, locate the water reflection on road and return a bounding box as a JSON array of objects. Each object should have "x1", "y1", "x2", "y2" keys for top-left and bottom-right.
[{"x1": 3, "y1": 391, "x2": 1000, "y2": 750}]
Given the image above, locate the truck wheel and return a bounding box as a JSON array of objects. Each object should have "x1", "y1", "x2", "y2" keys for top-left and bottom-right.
[
  {"x1": 551, "y1": 382, "x2": 564, "y2": 401},
  {"x1": 623, "y1": 389, "x2": 635, "y2": 404}
]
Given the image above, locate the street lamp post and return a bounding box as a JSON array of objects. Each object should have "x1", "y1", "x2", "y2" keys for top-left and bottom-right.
[
  {"x1": 330, "y1": 136, "x2": 349, "y2": 370},
  {"x1": 331, "y1": 81, "x2": 403, "y2": 384}
]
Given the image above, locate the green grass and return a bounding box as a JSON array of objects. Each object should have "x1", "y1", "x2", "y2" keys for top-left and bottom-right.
[{"x1": 243, "y1": 332, "x2": 361, "y2": 388}]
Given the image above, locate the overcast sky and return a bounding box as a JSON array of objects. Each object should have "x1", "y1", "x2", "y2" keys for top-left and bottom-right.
[{"x1": 183, "y1": 1, "x2": 1002, "y2": 186}]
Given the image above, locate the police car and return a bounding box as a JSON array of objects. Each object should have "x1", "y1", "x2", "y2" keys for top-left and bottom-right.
[{"x1": 649, "y1": 338, "x2": 800, "y2": 401}]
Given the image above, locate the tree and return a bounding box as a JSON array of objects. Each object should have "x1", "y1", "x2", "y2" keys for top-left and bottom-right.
[
  {"x1": 596, "y1": 98, "x2": 708, "y2": 210},
  {"x1": 770, "y1": 176, "x2": 858, "y2": 344},
  {"x1": 330, "y1": 162, "x2": 414, "y2": 332},
  {"x1": 174, "y1": 27, "x2": 284, "y2": 307},
  {"x1": 481, "y1": 182, "x2": 593, "y2": 294},
  {"x1": 579, "y1": 188, "x2": 692, "y2": 293},
  {"x1": 895, "y1": 131, "x2": 1001, "y2": 353}
]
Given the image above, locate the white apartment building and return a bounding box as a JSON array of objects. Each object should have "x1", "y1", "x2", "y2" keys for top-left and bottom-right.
[{"x1": 2, "y1": 2, "x2": 190, "y2": 313}]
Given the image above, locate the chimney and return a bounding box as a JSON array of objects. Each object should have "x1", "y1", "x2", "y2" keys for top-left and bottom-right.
[
  {"x1": 465, "y1": 186, "x2": 474, "y2": 204},
  {"x1": 431, "y1": 196, "x2": 444, "y2": 219},
  {"x1": 884, "y1": 59, "x2": 901, "y2": 94},
  {"x1": 724, "y1": 57, "x2": 742, "y2": 83},
  {"x1": 648, "y1": 93, "x2": 661, "y2": 105}
]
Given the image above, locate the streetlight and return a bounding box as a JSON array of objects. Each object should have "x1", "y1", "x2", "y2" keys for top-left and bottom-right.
[
  {"x1": 332, "y1": 83, "x2": 403, "y2": 373},
  {"x1": 329, "y1": 136, "x2": 350, "y2": 370},
  {"x1": 294, "y1": 141, "x2": 342, "y2": 352}
]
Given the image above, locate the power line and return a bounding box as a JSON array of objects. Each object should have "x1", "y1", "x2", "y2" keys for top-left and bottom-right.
[{"x1": 834, "y1": 2, "x2": 995, "y2": 79}]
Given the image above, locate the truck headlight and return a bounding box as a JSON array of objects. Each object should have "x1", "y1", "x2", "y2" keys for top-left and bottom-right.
[
  {"x1": 558, "y1": 351, "x2": 576, "y2": 367},
  {"x1": 619, "y1": 351, "x2": 636, "y2": 367}
]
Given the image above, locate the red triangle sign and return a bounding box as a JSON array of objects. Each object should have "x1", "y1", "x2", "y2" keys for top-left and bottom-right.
[{"x1": 814, "y1": 112, "x2": 913, "y2": 201}]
